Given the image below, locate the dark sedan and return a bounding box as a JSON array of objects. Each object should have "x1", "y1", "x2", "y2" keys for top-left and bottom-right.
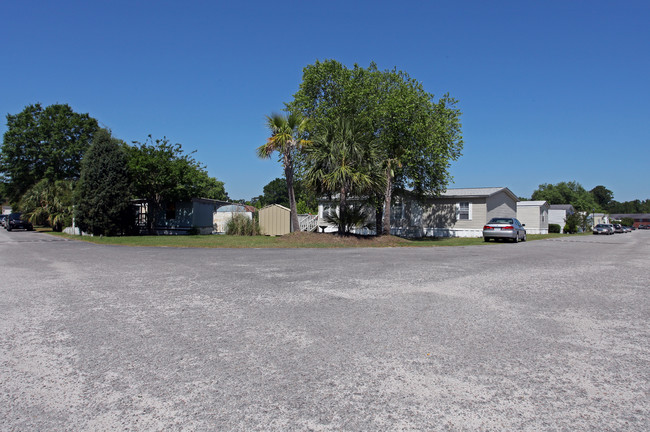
[{"x1": 5, "y1": 213, "x2": 34, "y2": 231}]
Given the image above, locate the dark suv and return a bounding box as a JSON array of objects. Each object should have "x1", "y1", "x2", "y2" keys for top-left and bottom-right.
[{"x1": 5, "y1": 213, "x2": 34, "y2": 231}]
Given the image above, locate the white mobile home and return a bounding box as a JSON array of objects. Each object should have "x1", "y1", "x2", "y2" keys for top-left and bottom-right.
[
  {"x1": 517, "y1": 201, "x2": 550, "y2": 234},
  {"x1": 392, "y1": 187, "x2": 519, "y2": 238},
  {"x1": 317, "y1": 187, "x2": 519, "y2": 238},
  {"x1": 548, "y1": 204, "x2": 575, "y2": 233}
]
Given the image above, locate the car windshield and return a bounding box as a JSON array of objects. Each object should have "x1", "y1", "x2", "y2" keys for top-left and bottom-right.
[
  {"x1": 488, "y1": 218, "x2": 513, "y2": 224},
  {"x1": 8, "y1": 213, "x2": 23, "y2": 220}
]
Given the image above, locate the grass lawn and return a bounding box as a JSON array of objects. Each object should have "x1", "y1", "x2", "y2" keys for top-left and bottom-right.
[{"x1": 42, "y1": 229, "x2": 590, "y2": 249}]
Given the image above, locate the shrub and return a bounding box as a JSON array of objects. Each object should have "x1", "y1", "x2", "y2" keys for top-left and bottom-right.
[
  {"x1": 225, "y1": 213, "x2": 260, "y2": 236},
  {"x1": 19, "y1": 179, "x2": 74, "y2": 231},
  {"x1": 564, "y1": 223, "x2": 577, "y2": 234},
  {"x1": 549, "y1": 224, "x2": 561, "y2": 233},
  {"x1": 324, "y1": 205, "x2": 376, "y2": 234},
  {"x1": 564, "y1": 213, "x2": 580, "y2": 234}
]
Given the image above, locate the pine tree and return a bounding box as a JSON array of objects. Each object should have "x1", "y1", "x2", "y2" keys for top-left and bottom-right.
[{"x1": 74, "y1": 129, "x2": 133, "y2": 236}]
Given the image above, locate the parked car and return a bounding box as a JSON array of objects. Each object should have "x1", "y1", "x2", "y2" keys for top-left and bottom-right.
[
  {"x1": 612, "y1": 224, "x2": 625, "y2": 233},
  {"x1": 622, "y1": 226, "x2": 632, "y2": 233},
  {"x1": 483, "y1": 217, "x2": 526, "y2": 242},
  {"x1": 5, "y1": 213, "x2": 33, "y2": 231},
  {"x1": 638, "y1": 224, "x2": 648, "y2": 230},
  {"x1": 593, "y1": 224, "x2": 613, "y2": 235}
]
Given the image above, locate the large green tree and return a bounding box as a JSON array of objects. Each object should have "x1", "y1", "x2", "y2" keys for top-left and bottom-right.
[
  {"x1": 304, "y1": 116, "x2": 384, "y2": 233},
  {"x1": 0, "y1": 103, "x2": 99, "y2": 203},
  {"x1": 287, "y1": 60, "x2": 463, "y2": 235},
  {"x1": 256, "y1": 178, "x2": 290, "y2": 207},
  {"x1": 127, "y1": 135, "x2": 228, "y2": 232},
  {"x1": 74, "y1": 129, "x2": 134, "y2": 236},
  {"x1": 253, "y1": 177, "x2": 317, "y2": 213},
  {"x1": 0, "y1": 181, "x2": 7, "y2": 205},
  {"x1": 532, "y1": 181, "x2": 600, "y2": 212},
  {"x1": 257, "y1": 113, "x2": 310, "y2": 232},
  {"x1": 590, "y1": 185, "x2": 614, "y2": 209}
]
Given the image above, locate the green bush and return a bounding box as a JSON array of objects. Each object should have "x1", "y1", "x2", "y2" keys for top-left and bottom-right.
[
  {"x1": 225, "y1": 213, "x2": 260, "y2": 236},
  {"x1": 324, "y1": 205, "x2": 376, "y2": 234},
  {"x1": 564, "y1": 212, "x2": 581, "y2": 234},
  {"x1": 564, "y1": 223, "x2": 577, "y2": 234},
  {"x1": 549, "y1": 224, "x2": 561, "y2": 233}
]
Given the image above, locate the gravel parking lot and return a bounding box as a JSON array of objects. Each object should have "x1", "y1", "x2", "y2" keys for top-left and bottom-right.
[{"x1": 1, "y1": 230, "x2": 649, "y2": 431}]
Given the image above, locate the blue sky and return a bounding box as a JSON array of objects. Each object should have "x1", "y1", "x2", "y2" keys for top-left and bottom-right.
[{"x1": 1, "y1": 0, "x2": 648, "y2": 202}]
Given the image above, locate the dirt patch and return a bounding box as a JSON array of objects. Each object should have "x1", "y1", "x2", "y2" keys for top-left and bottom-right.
[{"x1": 276, "y1": 231, "x2": 411, "y2": 247}]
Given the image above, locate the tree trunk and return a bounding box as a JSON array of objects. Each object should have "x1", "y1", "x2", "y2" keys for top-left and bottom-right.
[
  {"x1": 339, "y1": 186, "x2": 347, "y2": 234},
  {"x1": 284, "y1": 161, "x2": 300, "y2": 233},
  {"x1": 382, "y1": 166, "x2": 393, "y2": 236},
  {"x1": 375, "y1": 200, "x2": 383, "y2": 236}
]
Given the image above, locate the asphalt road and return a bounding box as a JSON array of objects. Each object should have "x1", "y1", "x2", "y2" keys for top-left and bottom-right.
[{"x1": 1, "y1": 229, "x2": 648, "y2": 431}]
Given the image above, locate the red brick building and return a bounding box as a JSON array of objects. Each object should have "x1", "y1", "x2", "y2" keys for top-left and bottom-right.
[{"x1": 609, "y1": 213, "x2": 650, "y2": 228}]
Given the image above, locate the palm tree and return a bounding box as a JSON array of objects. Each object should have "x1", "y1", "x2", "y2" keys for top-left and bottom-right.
[
  {"x1": 19, "y1": 179, "x2": 74, "y2": 231},
  {"x1": 304, "y1": 116, "x2": 384, "y2": 234},
  {"x1": 257, "y1": 113, "x2": 310, "y2": 232}
]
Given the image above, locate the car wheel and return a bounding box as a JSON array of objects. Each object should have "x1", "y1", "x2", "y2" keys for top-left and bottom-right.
[
  {"x1": 6, "y1": 226, "x2": 11, "y2": 232},
  {"x1": 513, "y1": 234, "x2": 519, "y2": 243},
  {"x1": 484, "y1": 237, "x2": 490, "y2": 242},
  {"x1": 522, "y1": 233, "x2": 527, "y2": 242}
]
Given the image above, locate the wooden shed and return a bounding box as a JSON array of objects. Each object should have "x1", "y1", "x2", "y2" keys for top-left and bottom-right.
[{"x1": 259, "y1": 204, "x2": 291, "y2": 236}]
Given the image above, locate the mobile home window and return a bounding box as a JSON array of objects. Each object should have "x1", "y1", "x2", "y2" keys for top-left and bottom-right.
[{"x1": 458, "y1": 202, "x2": 471, "y2": 220}]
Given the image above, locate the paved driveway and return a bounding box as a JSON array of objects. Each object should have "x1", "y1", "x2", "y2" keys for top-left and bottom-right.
[{"x1": 1, "y1": 229, "x2": 649, "y2": 431}]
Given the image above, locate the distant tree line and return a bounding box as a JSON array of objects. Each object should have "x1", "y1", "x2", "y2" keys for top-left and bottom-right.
[
  {"x1": 530, "y1": 181, "x2": 648, "y2": 214},
  {"x1": 1, "y1": 103, "x2": 228, "y2": 235},
  {"x1": 606, "y1": 199, "x2": 650, "y2": 214}
]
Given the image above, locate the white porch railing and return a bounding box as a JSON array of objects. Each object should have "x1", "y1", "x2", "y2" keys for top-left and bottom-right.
[{"x1": 298, "y1": 214, "x2": 318, "y2": 232}]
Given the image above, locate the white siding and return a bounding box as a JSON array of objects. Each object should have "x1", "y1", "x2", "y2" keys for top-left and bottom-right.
[
  {"x1": 389, "y1": 197, "x2": 488, "y2": 237},
  {"x1": 213, "y1": 211, "x2": 253, "y2": 233},
  {"x1": 486, "y1": 191, "x2": 517, "y2": 220},
  {"x1": 517, "y1": 206, "x2": 548, "y2": 234},
  {"x1": 540, "y1": 208, "x2": 549, "y2": 233},
  {"x1": 548, "y1": 209, "x2": 566, "y2": 227}
]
